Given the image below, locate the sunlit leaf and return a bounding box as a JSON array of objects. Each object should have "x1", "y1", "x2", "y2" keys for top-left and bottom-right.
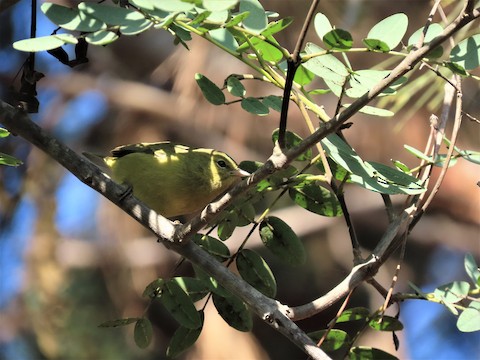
[
  {"x1": 323, "y1": 29, "x2": 353, "y2": 50},
  {"x1": 365, "y1": 13, "x2": 408, "y2": 51},
  {"x1": 203, "y1": 0, "x2": 238, "y2": 12},
  {"x1": 450, "y1": 34, "x2": 480, "y2": 71},
  {"x1": 337, "y1": 307, "x2": 371, "y2": 323},
  {"x1": 308, "y1": 329, "x2": 350, "y2": 351},
  {"x1": 0, "y1": 153, "x2": 23, "y2": 167},
  {"x1": 13, "y1": 34, "x2": 78, "y2": 52},
  {"x1": 41, "y1": 3, "x2": 106, "y2": 32},
  {"x1": 464, "y1": 253, "x2": 480, "y2": 286},
  {"x1": 239, "y1": 0, "x2": 267, "y2": 34},
  {"x1": 457, "y1": 301, "x2": 480, "y2": 332},
  {"x1": 209, "y1": 28, "x2": 239, "y2": 53},
  {"x1": 368, "y1": 315, "x2": 404, "y2": 331}
]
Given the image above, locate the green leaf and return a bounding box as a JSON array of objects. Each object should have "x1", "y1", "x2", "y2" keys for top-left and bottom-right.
[
  {"x1": 261, "y1": 17, "x2": 293, "y2": 37},
  {"x1": 289, "y1": 178, "x2": 342, "y2": 217},
  {"x1": 41, "y1": 3, "x2": 106, "y2": 32},
  {"x1": 259, "y1": 216, "x2": 306, "y2": 266},
  {"x1": 349, "y1": 70, "x2": 406, "y2": 98},
  {"x1": 193, "y1": 234, "x2": 230, "y2": 261},
  {"x1": 323, "y1": 135, "x2": 425, "y2": 195},
  {"x1": 0, "y1": 128, "x2": 10, "y2": 137},
  {"x1": 308, "y1": 329, "x2": 350, "y2": 351},
  {"x1": 235, "y1": 202, "x2": 256, "y2": 226},
  {"x1": 241, "y1": 97, "x2": 269, "y2": 115},
  {"x1": 365, "y1": 13, "x2": 408, "y2": 51},
  {"x1": 217, "y1": 211, "x2": 239, "y2": 241},
  {"x1": 0, "y1": 153, "x2": 23, "y2": 167},
  {"x1": 392, "y1": 160, "x2": 410, "y2": 173},
  {"x1": 457, "y1": 301, "x2": 480, "y2": 332},
  {"x1": 236, "y1": 249, "x2": 277, "y2": 297},
  {"x1": 368, "y1": 315, "x2": 404, "y2": 331},
  {"x1": 404, "y1": 144, "x2": 431, "y2": 162},
  {"x1": 171, "y1": 277, "x2": 209, "y2": 302},
  {"x1": 226, "y1": 76, "x2": 246, "y2": 97},
  {"x1": 461, "y1": 150, "x2": 480, "y2": 165},
  {"x1": 293, "y1": 64, "x2": 315, "y2": 86},
  {"x1": 337, "y1": 307, "x2": 371, "y2": 323},
  {"x1": 408, "y1": 23, "x2": 444, "y2": 58},
  {"x1": 450, "y1": 34, "x2": 480, "y2": 71},
  {"x1": 434, "y1": 281, "x2": 470, "y2": 304},
  {"x1": 160, "y1": 280, "x2": 202, "y2": 329},
  {"x1": 251, "y1": 36, "x2": 284, "y2": 62},
  {"x1": 98, "y1": 317, "x2": 139, "y2": 327},
  {"x1": 239, "y1": 0, "x2": 267, "y2": 34},
  {"x1": 193, "y1": 265, "x2": 230, "y2": 297},
  {"x1": 134, "y1": 318, "x2": 153, "y2": 349},
  {"x1": 195, "y1": 73, "x2": 225, "y2": 105},
  {"x1": 408, "y1": 23, "x2": 443, "y2": 47},
  {"x1": 314, "y1": 12, "x2": 332, "y2": 40},
  {"x1": 120, "y1": 18, "x2": 153, "y2": 35},
  {"x1": 343, "y1": 104, "x2": 394, "y2": 117},
  {"x1": 225, "y1": 11, "x2": 250, "y2": 27},
  {"x1": 323, "y1": 29, "x2": 353, "y2": 50},
  {"x1": 465, "y1": 253, "x2": 480, "y2": 286},
  {"x1": 445, "y1": 61, "x2": 469, "y2": 76},
  {"x1": 271, "y1": 129, "x2": 312, "y2": 161},
  {"x1": 13, "y1": 34, "x2": 78, "y2": 52},
  {"x1": 166, "y1": 314, "x2": 204, "y2": 358},
  {"x1": 349, "y1": 346, "x2": 398, "y2": 360},
  {"x1": 154, "y1": 0, "x2": 196, "y2": 12},
  {"x1": 142, "y1": 278, "x2": 165, "y2": 298},
  {"x1": 363, "y1": 38, "x2": 390, "y2": 52},
  {"x1": 208, "y1": 28, "x2": 239, "y2": 53},
  {"x1": 78, "y1": 3, "x2": 145, "y2": 26},
  {"x1": 262, "y1": 95, "x2": 282, "y2": 111},
  {"x1": 303, "y1": 42, "x2": 349, "y2": 85},
  {"x1": 203, "y1": 0, "x2": 238, "y2": 12},
  {"x1": 85, "y1": 30, "x2": 119, "y2": 45},
  {"x1": 212, "y1": 293, "x2": 253, "y2": 332}
]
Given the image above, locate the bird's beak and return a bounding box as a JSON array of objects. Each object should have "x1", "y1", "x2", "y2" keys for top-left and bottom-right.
[{"x1": 234, "y1": 168, "x2": 250, "y2": 177}]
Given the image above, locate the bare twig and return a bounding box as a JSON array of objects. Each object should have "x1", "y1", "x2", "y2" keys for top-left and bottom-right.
[{"x1": 278, "y1": 0, "x2": 320, "y2": 148}]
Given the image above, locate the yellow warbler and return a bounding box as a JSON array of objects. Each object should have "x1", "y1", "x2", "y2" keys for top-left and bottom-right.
[{"x1": 84, "y1": 142, "x2": 249, "y2": 218}]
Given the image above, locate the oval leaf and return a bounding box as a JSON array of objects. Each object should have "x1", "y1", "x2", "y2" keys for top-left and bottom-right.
[
  {"x1": 226, "y1": 76, "x2": 246, "y2": 97},
  {"x1": 171, "y1": 277, "x2": 209, "y2": 303},
  {"x1": 13, "y1": 34, "x2": 78, "y2": 52},
  {"x1": 259, "y1": 216, "x2": 306, "y2": 266},
  {"x1": 41, "y1": 3, "x2": 106, "y2": 32},
  {"x1": 450, "y1": 34, "x2": 480, "y2": 71},
  {"x1": 366, "y1": 13, "x2": 408, "y2": 50},
  {"x1": 85, "y1": 30, "x2": 119, "y2": 45},
  {"x1": 350, "y1": 346, "x2": 398, "y2": 360},
  {"x1": 368, "y1": 315, "x2": 404, "y2": 331},
  {"x1": 457, "y1": 301, "x2": 480, "y2": 332},
  {"x1": 208, "y1": 28, "x2": 239, "y2": 54},
  {"x1": 337, "y1": 307, "x2": 371, "y2": 323},
  {"x1": 308, "y1": 329, "x2": 350, "y2": 351},
  {"x1": 239, "y1": 0, "x2": 267, "y2": 34},
  {"x1": 166, "y1": 312, "x2": 204, "y2": 358},
  {"x1": 160, "y1": 280, "x2": 202, "y2": 329},
  {"x1": 323, "y1": 29, "x2": 353, "y2": 50},
  {"x1": 314, "y1": 12, "x2": 332, "y2": 40},
  {"x1": 193, "y1": 234, "x2": 230, "y2": 261},
  {"x1": 289, "y1": 179, "x2": 342, "y2": 217},
  {"x1": 195, "y1": 73, "x2": 225, "y2": 105},
  {"x1": 212, "y1": 293, "x2": 253, "y2": 332},
  {"x1": 236, "y1": 249, "x2": 277, "y2": 298},
  {"x1": 241, "y1": 97, "x2": 269, "y2": 115},
  {"x1": 134, "y1": 318, "x2": 153, "y2": 349},
  {"x1": 217, "y1": 211, "x2": 239, "y2": 241}
]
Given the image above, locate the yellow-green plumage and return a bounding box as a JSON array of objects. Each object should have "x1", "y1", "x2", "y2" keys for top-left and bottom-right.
[{"x1": 84, "y1": 142, "x2": 248, "y2": 218}]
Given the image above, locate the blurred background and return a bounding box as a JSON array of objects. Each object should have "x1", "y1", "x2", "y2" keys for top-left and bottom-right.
[{"x1": 0, "y1": 0, "x2": 479, "y2": 359}]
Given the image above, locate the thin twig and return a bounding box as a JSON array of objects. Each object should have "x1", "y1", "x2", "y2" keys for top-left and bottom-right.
[{"x1": 278, "y1": 0, "x2": 320, "y2": 148}]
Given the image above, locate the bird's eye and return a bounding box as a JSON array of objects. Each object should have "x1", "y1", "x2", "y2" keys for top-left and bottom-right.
[{"x1": 217, "y1": 159, "x2": 227, "y2": 168}]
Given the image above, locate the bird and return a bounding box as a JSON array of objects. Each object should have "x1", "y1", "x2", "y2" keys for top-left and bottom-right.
[{"x1": 83, "y1": 142, "x2": 249, "y2": 218}]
